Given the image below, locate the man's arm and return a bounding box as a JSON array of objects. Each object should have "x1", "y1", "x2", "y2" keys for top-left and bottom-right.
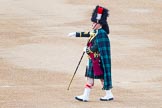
[
  {"x1": 68, "y1": 32, "x2": 95, "y2": 37},
  {"x1": 76, "y1": 32, "x2": 90, "y2": 37}
]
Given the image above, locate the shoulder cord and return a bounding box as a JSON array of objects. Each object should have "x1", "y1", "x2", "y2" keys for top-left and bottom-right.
[{"x1": 88, "y1": 30, "x2": 98, "y2": 43}]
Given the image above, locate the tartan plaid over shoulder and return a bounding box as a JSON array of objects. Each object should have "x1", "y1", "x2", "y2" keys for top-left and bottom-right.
[
  {"x1": 77, "y1": 29, "x2": 112, "y2": 90},
  {"x1": 96, "y1": 29, "x2": 112, "y2": 90}
]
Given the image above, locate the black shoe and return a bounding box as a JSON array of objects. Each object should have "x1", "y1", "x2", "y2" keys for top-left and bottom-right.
[
  {"x1": 75, "y1": 97, "x2": 88, "y2": 102},
  {"x1": 100, "y1": 98, "x2": 114, "y2": 101}
]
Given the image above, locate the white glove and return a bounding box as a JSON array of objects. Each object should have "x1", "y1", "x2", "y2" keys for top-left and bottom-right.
[
  {"x1": 68, "y1": 32, "x2": 76, "y2": 37},
  {"x1": 83, "y1": 47, "x2": 87, "y2": 52}
]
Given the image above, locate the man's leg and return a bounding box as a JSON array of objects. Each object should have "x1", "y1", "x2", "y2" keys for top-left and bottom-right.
[
  {"x1": 75, "y1": 77, "x2": 94, "y2": 102},
  {"x1": 100, "y1": 79, "x2": 114, "y2": 101}
]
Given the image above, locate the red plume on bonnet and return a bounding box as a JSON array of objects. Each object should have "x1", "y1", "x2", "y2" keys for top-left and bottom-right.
[
  {"x1": 91, "y1": 5, "x2": 109, "y2": 34},
  {"x1": 96, "y1": 6, "x2": 103, "y2": 20}
]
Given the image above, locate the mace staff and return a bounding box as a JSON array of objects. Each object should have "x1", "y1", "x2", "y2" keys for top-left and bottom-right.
[{"x1": 67, "y1": 51, "x2": 85, "y2": 90}]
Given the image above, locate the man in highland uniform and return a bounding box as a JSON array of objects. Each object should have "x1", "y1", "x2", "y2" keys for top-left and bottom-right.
[{"x1": 68, "y1": 5, "x2": 114, "y2": 102}]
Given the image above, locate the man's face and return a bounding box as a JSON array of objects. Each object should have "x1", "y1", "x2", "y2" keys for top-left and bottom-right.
[{"x1": 92, "y1": 22, "x2": 101, "y2": 30}]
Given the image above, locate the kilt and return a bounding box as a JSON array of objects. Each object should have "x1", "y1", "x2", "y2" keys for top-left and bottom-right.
[{"x1": 85, "y1": 58, "x2": 104, "y2": 79}]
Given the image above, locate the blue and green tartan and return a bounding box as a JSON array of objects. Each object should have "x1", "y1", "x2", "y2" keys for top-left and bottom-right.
[
  {"x1": 76, "y1": 29, "x2": 112, "y2": 90},
  {"x1": 85, "y1": 29, "x2": 112, "y2": 90}
]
